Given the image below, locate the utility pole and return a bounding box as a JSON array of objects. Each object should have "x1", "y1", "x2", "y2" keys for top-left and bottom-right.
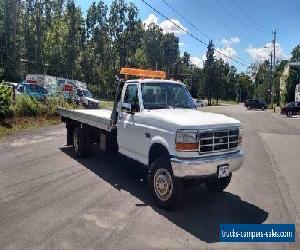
[
  {"x1": 270, "y1": 52, "x2": 273, "y2": 105},
  {"x1": 271, "y1": 30, "x2": 277, "y2": 107}
]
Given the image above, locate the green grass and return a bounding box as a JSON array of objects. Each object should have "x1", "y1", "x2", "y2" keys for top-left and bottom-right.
[
  {"x1": 100, "y1": 100, "x2": 114, "y2": 109},
  {"x1": 0, "y1": 116, "x2": 61, "y2": 140}
]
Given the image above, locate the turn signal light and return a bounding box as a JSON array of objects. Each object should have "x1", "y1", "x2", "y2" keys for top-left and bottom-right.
[{"x1": 176, "y1": 143, "x2": 198, "y2": 151}]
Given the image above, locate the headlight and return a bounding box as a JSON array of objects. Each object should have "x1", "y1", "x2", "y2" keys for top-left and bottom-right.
[
  {"x1": 175, "y1": 130, "x2": 198, "y2": 151},
  {"x1": 176, "y1": 130, "x2": 198, "y2": 143}
]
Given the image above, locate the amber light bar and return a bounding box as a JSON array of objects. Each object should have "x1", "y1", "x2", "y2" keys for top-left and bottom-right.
[{"x1": 120, "y1": 67, "x2": 166, "y2": 79}]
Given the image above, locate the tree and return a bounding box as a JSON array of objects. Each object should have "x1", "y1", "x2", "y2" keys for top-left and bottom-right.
[
  {"x1": 0, "y1": 0, "x2": 260, "y2": 102},
  {"x1": 109, "y1": 0, "x2": 127, "y2": 69},
  {"x1": 43, "y1": 18, "x2": 68, "y2": 77},
  {"x1": 65, "y1": 0, "x2": 84, "y2": 79},
  {"x1": 1, "y1": 0, "x2": 23, "y2": 81},
  {"x1": 253, "y1": 60, "x2": 271, "y2": 102},
  {"x1": 143, "y1": 23, "x2": 163, "y2": 69},
  {"x1": 284, "y1": 44, "x2": 300, "y2": 103},
  {"x1": 162, "y1": 33, "x2": 179, "y2": 76},
  {"x1": 203, "y1": 40, "x2": 216, "y2": 105}
]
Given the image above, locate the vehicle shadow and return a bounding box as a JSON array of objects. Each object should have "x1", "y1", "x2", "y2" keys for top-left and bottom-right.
[{"x1": 60, "y1": 146, "x2": 268, "y2": 243}]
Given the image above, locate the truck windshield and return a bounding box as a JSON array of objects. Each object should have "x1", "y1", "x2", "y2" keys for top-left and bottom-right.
[
  {"x1": 83, "y1": 90, "x2": 92, "y2": 97},
  {"x1": 141, "y1": 82, "x2": 195, "y2": 109},
  {"x1": 27, "y1": 84, "x2": 47, "y2": 94}
]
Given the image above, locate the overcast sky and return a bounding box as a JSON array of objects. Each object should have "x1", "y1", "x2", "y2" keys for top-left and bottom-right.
[{"x1": 76, "y1": 0, "x2": 300, "y2": 72}]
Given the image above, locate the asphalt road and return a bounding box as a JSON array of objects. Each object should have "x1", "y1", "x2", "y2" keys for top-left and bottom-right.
[{"x1": 0, "y1": 104, "x2": 299, "y2": 249}]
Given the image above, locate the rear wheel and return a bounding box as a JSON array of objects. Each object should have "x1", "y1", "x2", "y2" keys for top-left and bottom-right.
[
  {"x1": 148, "y1": 157, "x2": 183, "y2": 209},
  {"x1": 73, "y1": 127, "x2": 86, "y2": 157},
  {"x1": 205, "y1": 173, "x2": 232, "y2": 192},
  {"x1": 287, "y1": 111, "x2": 293, "y2": 117}
]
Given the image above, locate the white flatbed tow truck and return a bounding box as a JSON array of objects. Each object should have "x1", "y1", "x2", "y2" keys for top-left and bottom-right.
[{"x1": 58, "y1": 68, "x2": 244, "y2": 209}]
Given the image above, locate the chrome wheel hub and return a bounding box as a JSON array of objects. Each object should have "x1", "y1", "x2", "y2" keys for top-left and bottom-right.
[{"x1": 154, "y1": 168, "x2": 173, "y2": 201}]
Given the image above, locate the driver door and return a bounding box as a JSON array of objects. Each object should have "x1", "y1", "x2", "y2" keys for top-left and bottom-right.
[{"x1": 117, "y1": 83, "x2": 146, "y2": 161}]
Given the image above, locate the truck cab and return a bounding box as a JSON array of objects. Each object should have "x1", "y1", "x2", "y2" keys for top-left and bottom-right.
[
  {"x1": 75, "y1": 88, "x2": 99, "y2": 108},
  {"x1": 17, "y1": 81, "x2": 48, "y2": 101},
  {"x1": 59, "y1": 69, "x2": 244, "y2": 209}
]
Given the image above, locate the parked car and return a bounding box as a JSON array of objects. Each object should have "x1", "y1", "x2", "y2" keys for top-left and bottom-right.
[
  {"x1": 281, "y1": 102, "x2": 300, "y2": 117},
  {"x1": 192, "y1": 98, "x2": 205, "y2": 107},
  {"x1": 244, "y1": 99, "x2": 267, "y2": 110},
  {"x1": 75, "y1": 88, "x2": 99, "y2": 109}
]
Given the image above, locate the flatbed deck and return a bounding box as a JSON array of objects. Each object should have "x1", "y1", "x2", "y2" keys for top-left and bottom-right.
[{"x1": 58, "y1": 108, "x2": 113, "y2": 131}]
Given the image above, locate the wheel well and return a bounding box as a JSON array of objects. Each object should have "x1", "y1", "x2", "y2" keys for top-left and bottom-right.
[{"x1": 148, "y1": 143, "x2": 169, "y2": 166}]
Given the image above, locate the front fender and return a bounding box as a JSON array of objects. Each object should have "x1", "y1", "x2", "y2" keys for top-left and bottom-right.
[{"x1": 150, "y1": 136, "x2": 172, "y2": 155}]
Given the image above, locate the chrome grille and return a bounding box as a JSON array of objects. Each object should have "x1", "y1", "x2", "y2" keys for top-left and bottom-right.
[{"x1": 199, "y1": 128, "x2": 239, "y2": 154}]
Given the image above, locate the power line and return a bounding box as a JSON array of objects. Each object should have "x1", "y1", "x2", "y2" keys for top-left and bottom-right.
[
  {"x1": 216, "y1": 0, "x2": 266, "y2": 34},
  {"x1": 161, "y1": 0, "x2": 249, "y2": 65},
  {"x1": 229, "y1": 0, "x2": 289, "y2": 43},
  {"x1": 161, "y1": 0, "x2": 212, "y2": 42},
  {"x1": 140, "y1": 0, "x2": 248, "y2": 67},
  {"x1": 230, "y1": 0, "x2": 270, "y2": 33},
  {"x1": 196, "y1": 0, "x2": 254, "y2": 46}
]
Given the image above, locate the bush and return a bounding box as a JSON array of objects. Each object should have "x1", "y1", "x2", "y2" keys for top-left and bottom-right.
[
  {"x1": 0, "y1": 83, "x2": 13, "y2": 118},
  {"x1": 13, "y1": 94, "x2": 75, "y2": 118},
  {"x1": 13, "y1": 95, "x2": 41, "y2": 117},
  {"x1": 44, "y1": 96, "x2": 72, "y2": 116}
]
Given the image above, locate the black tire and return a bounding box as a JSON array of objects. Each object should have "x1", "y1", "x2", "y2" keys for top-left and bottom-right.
[
  {"x1": 205, "y1": 173, "x2": 232, "y2": 192},
  {"x1": 261, "y1": 106, "x2": 265, "y2": 111},
  {"x1": 67, "y1": 128, "x2": 73, "y2": 146},
  {"x1": 287, "y1": 111, "x2": 293, "y2": 117},
  {"x1": 73, "y1": 127, "x2": 86, "y2": 157},
  {"x1": 84, "y1": 129, "x2": 92, "y2": 156},
  {"x1": 148, "y1": 157, "x2": 183, "y2": 209}
]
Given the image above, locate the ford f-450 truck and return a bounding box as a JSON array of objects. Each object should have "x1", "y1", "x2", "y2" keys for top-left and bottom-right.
[{"x1": 58, "y1": 69, "x2": 244, "y2": 209}]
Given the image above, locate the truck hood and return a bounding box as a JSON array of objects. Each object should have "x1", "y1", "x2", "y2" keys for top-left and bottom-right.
[
  {"x1": 146, "y1": 108, "x2": 240, "y2": 129},
  {"x1": 85, "y1": 97, "x2": 99, "y2": 103}
]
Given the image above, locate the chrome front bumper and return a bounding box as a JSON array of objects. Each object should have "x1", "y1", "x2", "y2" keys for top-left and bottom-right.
[{"x1": 171, "y1": 150, "x2": 245, "y2": 178}]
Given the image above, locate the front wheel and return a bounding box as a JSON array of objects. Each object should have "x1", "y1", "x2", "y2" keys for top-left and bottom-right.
[
  {"x1": 287, "y1": 111, "x2": 293, "y2": 117},
  {"x1": 148, "y1": 157, "x2": 183, "y2": 209},
  {"x1": 205, "y1": 173, "x2": 232, "y2": 192}
]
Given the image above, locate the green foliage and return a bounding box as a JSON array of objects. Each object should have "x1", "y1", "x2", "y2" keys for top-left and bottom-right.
[
  {"x1": 3, "y1": 0, "x2": 296, "y2": 105},
  {"x1": 0, "y1": 83, "x2": 12, "y2": 117},
  {"x1": 0, "y1": 68, "x2": 4, "y2": 81},
  {"x1": 13, "y1": 95, "x2": 41, "y2": 117},
  {"x1": 13, "y1": 95, "x2": 73, "y2": 117},
  {"x1": 285, "y1": 69, "x2": 298, "y2": 103},
  {"x1": 283, "y1": 44, "x2": 300, "y2": 103},
  {"x1": 203, "y1": 40, "x2": 216, "y2": 105},
  {"x1": 290, "y1": 44, "x2": 300, "y2": 62}
]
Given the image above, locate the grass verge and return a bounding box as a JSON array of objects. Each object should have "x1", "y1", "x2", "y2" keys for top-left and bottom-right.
[
  {"x1": 0, "y1": 115, "x2": 61, "y2": 140},
  {"x1": 100, "y1": 100, "x2": 114, "y2": 109}
]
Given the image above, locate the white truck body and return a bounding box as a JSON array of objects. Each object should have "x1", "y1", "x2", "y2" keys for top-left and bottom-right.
[{"x1": 58, "y1": 78, "x2": 244, "y2": 208}]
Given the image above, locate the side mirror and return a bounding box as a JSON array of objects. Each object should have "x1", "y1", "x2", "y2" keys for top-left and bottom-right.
[
  {"x1": 121, "y1": 103, "x2": 140, "y2": 114},
  {"x1": 121, "y1": 103, "x2": 133, "y2": 114}
]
